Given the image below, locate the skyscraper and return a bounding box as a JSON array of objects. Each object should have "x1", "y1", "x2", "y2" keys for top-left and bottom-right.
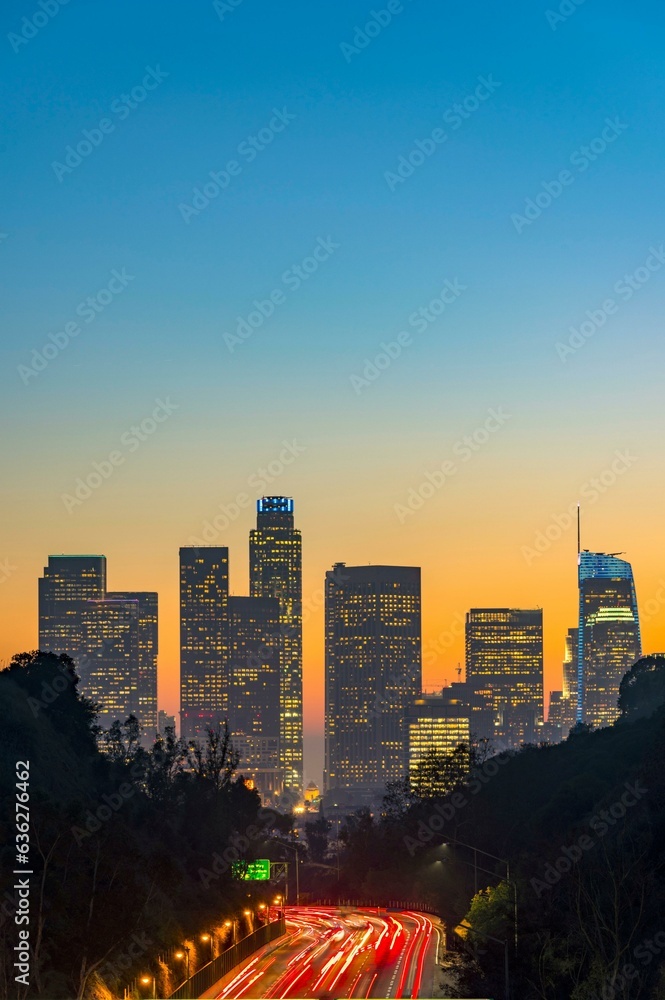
[
  {"x1": 82, "y1": 597, "x2": 141, "y2": 727},
  {"x1": 227, "y1": 595, "x2": 282, "y2": 800},
  {"x1": 324, "y1": 563, "x2": 421, "y2": 805},
  {"x1": 249, "y1": 498, "x2": 303, "y2": 791},
  {"x1": 39, "y1": 554, "x2": 106, "y2": 662},
  {"x1": 111, "y1": 591, "x2": 158, "y2": 737},
  {"x1": 179, "y1": 546, "x2": 229, "y2": 742},
  {"x1": 465, "y1": 608, "x2": 544, "y2": 747},
  {"x1": 578, "y1": 551, "x2": 641, "y2": 727},
  {"x1": 38, "y1": 557, "x2": 158, "y2": 736},
  {"x1": 560, "y1": 626, "x2": 578, "y2": 734}
]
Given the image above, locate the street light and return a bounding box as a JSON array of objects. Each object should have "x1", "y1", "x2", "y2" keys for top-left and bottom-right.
[
  {"x1": 200, "y1": 932, "x2": 214, "y2": 961},
  {"x1": 224, "y1": 919, "x2": 238, "y2": 945},
  {"x1": 278, "y1": 841, "x2": 301, "y2": 904},
  {"x1": 174, "y1": 946, "x2": 191, "y2": 982},
  {"x1": 140, "y1": 975, "x2": 156, "y2": 999},
  {"x1": 440, "y1": 840, "x2": 518, "y2": 949}
]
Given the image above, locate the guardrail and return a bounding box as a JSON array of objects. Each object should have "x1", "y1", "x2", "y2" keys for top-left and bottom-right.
[
  {"x1": 169, "y1": 918, "x2": 286, "y2": 999},
  {"x1": 307, "y1": 897, "x2": 440, "y2": 914}
]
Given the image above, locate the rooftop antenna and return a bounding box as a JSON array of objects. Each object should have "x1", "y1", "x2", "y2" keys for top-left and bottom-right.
[{"x1": 577, "y1": 503, "x2": 581, "y2": 556}]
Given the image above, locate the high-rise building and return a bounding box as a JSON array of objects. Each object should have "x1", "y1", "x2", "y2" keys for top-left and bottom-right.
[
  {"x1": 227, "y1": 595, "x2": 282, "y2": 800},
  {"x1": 405, "y1": 693, "x2": 470, "y2": 796},
  {"x1": 179, "y1": 546, "x2": 229, "y2": 743},
  {"x1": 111, "y1": 591, "x2": 158, "y2": 737},
  {"x1": 38, "y1": 555, "x2": 106, "y2": 662},
  {"x1": 465, "y1": 608, "x2": 544, "y2": 747},
  {"x1": 38, "y1": 557, "x2": 158, "y2": 737},
  {"x1": 578, "y1": 551, "x2": 641, "y2": 728},
  {"x1": 324, "y1": 563, "x2": 421, "y2": 805},
  {"x1": 559, "y1": 626, "x2": 578, "y2": 735},
  {"x1": 249, "y1": 498, "x2": 303, "y2": 791},
  {"x1": 81, "y1": 597, "x2": 140, "y2": 727}
]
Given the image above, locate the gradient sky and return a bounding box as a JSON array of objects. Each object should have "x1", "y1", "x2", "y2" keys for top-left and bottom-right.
[{"x1": 3, "y1": 0, "x2": 665, "y2": 785}]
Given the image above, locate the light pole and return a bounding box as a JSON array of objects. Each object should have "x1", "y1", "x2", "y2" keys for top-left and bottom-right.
[
  {"x1": 140, "y1": 975, "x2": 156, "y2": 999},
  {"x1": 279, "y1": 841, "x2": 301, "y2": 904},
  {"x1": 174, "y1": 945, "x2": 191, "y2": 984},
  {"x1": 440, "y1": 840, "x2": 518, "y2": 949},
  {"x1": 200, "y1": 932, "x2": 214, "y2": 961},
  {"x1": 224, "y1": 919, "x2": 238, "y2": 945},
  {"x1": 459, "y1": 922, "x2": 510, "y2": 1000}
]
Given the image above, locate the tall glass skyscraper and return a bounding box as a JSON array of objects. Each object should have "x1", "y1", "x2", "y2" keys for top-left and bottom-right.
[
  {"x1": 249, "y1": 497, "x2": 303, "y2": 791},
  {"x1": 179, "y1": 546, "x2": 229, "y2": 742},
  {"x1": 324, "y1": 563, "x2": 421, "y2": 805},
  {"x1": 39, "y1": 554, "x2": 107, "y2": 661},
  {"x1": 111, "y1": 591, "x2": 158, "y2": 736},
  {"x1": 465, "y1": 608, "x2": 544, "y2": 747},
  {"x1": 577, "y1": 551, "x2": 641, "y2": 727}
]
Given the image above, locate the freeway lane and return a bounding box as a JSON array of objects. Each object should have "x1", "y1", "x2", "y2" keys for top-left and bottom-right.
[{"x1": 205, "y1": 906, "x2": 440, "y2": 999}]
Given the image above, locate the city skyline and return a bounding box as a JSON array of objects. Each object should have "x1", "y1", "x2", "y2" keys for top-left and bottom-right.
[{"x1": 26, "y1": 497, "x2": 657, "y2": 787}]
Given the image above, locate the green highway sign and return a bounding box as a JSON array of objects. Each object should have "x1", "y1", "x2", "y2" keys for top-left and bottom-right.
[{"x1": 232, "y1": 859, "x2": 271, "y2": 881}]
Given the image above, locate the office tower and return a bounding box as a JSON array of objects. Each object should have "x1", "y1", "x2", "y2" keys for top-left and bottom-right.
[
  {"x1": 578, "y1": 551, "x2": 641, "y2": 728},
  {"x1": 81, "y1": 597, "x2": 140, "y2": 727},
  {"x1": 227, "y1": 595, "x2": 282, "y2": 801},
  {"x1": 38, "y1": 555, "x2": 106, "y2": 662},
  {"x1": 545, "y1": 691, "x2": 566, "y2": 743},
  {"x1": 157, "y1": 710, "x2": 177, "y2": 735},
  {"x1": 180, "y1": 546, "x2": 229, "y2": 743},
  {"x1": 405, "y1": 693, "x2": 470, "y2": 796},
  {"x1": 324, "y1": 563, "x2": 422, "y2": 805},
  {"x1": 465, "y1": 608, "x2": 544, "y2": 748},
  {"x1": 249, "y1": 498, "x2": 303, "y2": 791},
  {"x1": 560, "y1": 627, "x2": 578, "y2": 734},
  {"x1": 111, "y1": 591, "x2": 158, "y2": 738}
]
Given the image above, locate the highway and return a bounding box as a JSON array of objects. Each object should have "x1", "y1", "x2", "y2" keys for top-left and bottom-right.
[{"x1": 205, "y1": 906, "x2": 440, "y2": 999}]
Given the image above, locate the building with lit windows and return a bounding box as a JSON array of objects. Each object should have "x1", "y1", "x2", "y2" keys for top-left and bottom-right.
[
  {"x1": 405, "y1": 694, "x2": 470, "y2": 796},
  {"x1": 578, "y1": 551, "x2": 641, "y2": 727},
  {"x1": 111, "y1": 591, "x2": 158, "y2": 737},
  {"x1": 38, "y1": 556, "x2": 158, "y2": 737},
  {"x1": 39, "y1": 554, "x2": 106, "y2": 662},
  {"x1": 249, "y1": 498, "x2": 303, "y2": 791},
  {"x1": 324, "y1": 563, "x2": 421, "y2": 805},
  {"x1": 227, "y1": 595, "x2": 282, "y2": 799},
  {"x1": 559, "y1": 626, "x2": 579, "y2": 735},
  {"x1": 465, "y1": 608, "x2": 544, "y2": 747},
  {"x1": 180, "y1": 546, "x2": 229, "y2": 742},
  {"x1": 82, "y1": 597, "x2": 141, "y2": 727}
]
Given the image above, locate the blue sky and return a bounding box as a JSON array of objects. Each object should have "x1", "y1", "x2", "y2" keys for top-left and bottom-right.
[{"x1": 2, "y1": 0, "x2": 665, "y2": 779}]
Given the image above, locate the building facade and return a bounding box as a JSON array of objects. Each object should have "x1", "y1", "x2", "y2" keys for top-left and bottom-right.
[
  {"x1": 249, "y1": 497, "x2": 303, "y2": 791},
  {"x1": 39, "y1": 554, "x2": 107, "y2": 663},
  {"x1": 227, "y1": 595, "x2": 282, "y2": 800},
  {"x1": 405, "y1": 694, "x2": 471, "y2": 796},
  {"x1": 324, "y1": 563, "x2": 421, "y2": 804},
  {"x1": 578, "y1": 552, "x2": 641, "y2": 727},
  {"x1": 465, "y1": 608, "x2": 544, "y2": 747},
  {"x1": 179, "y1": 546, "x2": 229, "y2": 742},
  {"x1": 111, "y1": 591, "x2": 158, "y2": 737}
]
